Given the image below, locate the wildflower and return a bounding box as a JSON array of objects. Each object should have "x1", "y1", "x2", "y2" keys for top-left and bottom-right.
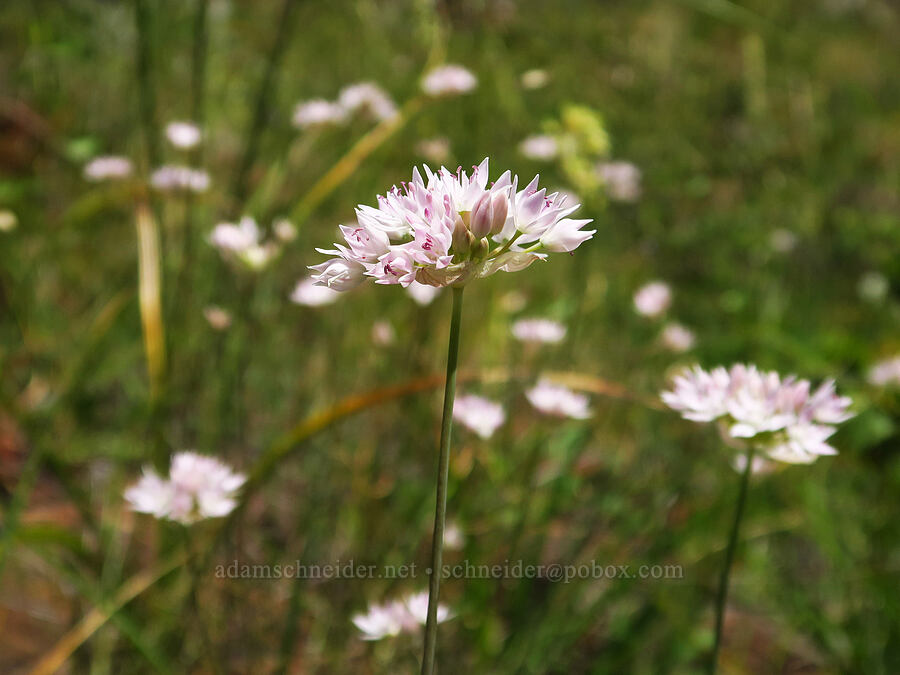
[
  {"x1": 406, "y1": 281, "x2": 442, "y2": 305},
  {"x1": 273, "y1": 218, "x2": 298, "y2": 242},
  {"x1": 661, "y1": 366, "x2": 731, "y2": 422},
  {"x1": 371, "y1": 320, "x2": 396, "y2": 346},
  {"x1": 150, "y1": 165, "x2": 210, "y2": 193},
  {"x1": 125, "y1": 451, "x2": 245, "y2": 524},
  {"x1": 203, "y1": 305, "x2": 232, "y2": 330},
  {"x1": 290, "y1": 277, "x2": 341, "y2": 306},
  {"x1": 338, "y1": 82, "x2": 398, "y2": 121},
  {"x1": 403, "y1": 591, "x2": 450, "y2": 626},
  {"x1": 521, "y1": 69, "x2": 550, "y2": 90},
  {"x1": 210, "y1": 216, "x2": 260, "y2": 252},
  {"x1": 422, "y1": 64, "x2": 477, "y2": 96},
  {"x1": 292, "y1": 99, "x2": 348, "y2": 129},
  {"x1": 869, "y1": 356, "x2": 900, "y2": 387},
  {"x1": 352, "y1": 601, "x2": 405, "y2": 640},
  {"x1": 209, "y1": 216, "x2": 279, "y2": 270},
  {"x1": 0, "y1": 209, "x2": 17, "y2": 233},
  {"x1": 633, "y1": 281, "x2": 671, "y2": 317},
  {"x1": 84, "y1": 155, "x2": 133, "y2": 181},
  {"x1": 596, "y1": 161, "x2": 641, "y2": 202},
  {"x1": 662, "y1": 364, "x2": 853, "y2": 464},
  {"x1": 526, "y1": 380, "x2": 592, "y2": 419},
  {"x1": 165, "y1": 121, "x2": 202, "y2": 149},
  {"x1": 660, "y1": 323, "x2": 695, "y2": 352},
  {"x1": 353, "y1": 592, "x2": 450, "y2": 641},
  {"x1": 310, "y1": 159, "x2": 594, "y2": 291},
  {"x1": 416, "y1": 137, "x2": 451, "y2": 164},
  {"x1": 857, "y1": 271, "x2": 889, "y2": 303},
  {"x1": 769, "y1": 229, "x2": 797, "y2": 254},
  {"x1": 511, "y1": 318, "x2": 566, "y2": 344},
  {"x1": 443, "y1": 522, "x2": 465, "y2": 550},
  {"x1": 519, "y1": 135, "x2": 559, "y2": 161},
  {"x1": 453, "y1": 394, "x2": 506, "y2": 439}
]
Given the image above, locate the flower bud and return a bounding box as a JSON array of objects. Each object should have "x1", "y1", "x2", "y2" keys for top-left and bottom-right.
[
  {"x1": 489, "y1": 192, "x2": 508, "y2": 236},
  {"x1": 452, "y1": 214, "x2": 471, "y2": 254},
  {"x1": 469, "y1": 192, "x2": 492, "y2": 238},
  {"x1": 472, "y1": 237, "x2": 490, "y2": 259}
]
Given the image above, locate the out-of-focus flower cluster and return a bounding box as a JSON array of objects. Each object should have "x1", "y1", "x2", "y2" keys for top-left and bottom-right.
[
  {"x1": 511, "y1": 318, "x2": 566, "y2": 344},
  {"x1": 125, "y1": 452, "x2": 245, "y2": 524},
  {"x1": 151, "y1": 165, "x2": 210, "y2": 193},
  {"x1": 83, "y1": 121, "x2": 210, "y2": 192},
  {"x1": 633, "y1": 281, "x2": 671, "y2": 317},
  {"x1": 352, "y1": 591, "x2": 450, "y2": 641},
  {"x1": 293, "y1": 81, "x2": 398, "y2": 130},
  {"x1": 662, "y1": 364, "x2": 854, "y2": 464},
  {"x1": 210, "y1": 216, "x2": 288, "y2": 271},
  {"x1": 517, "y1": 104, "x2": 643, "y2": 203},
  {"x1": 165, "y1": 121, "x2": 202, "y2": 150},
  {"x1": 293, "y1": 65, "x2": 476, "y2": 133},
  {"x1": 526, "y1": 380, "x2": 593, "y2": 420},
  {"x1": 310, "y1": 158, "x2": 595, "y2": 291},
  {"x1": 660, "y1": 322, "x2": 695, "y2": 352},
  {"x1": 0, "y1": 209, "x2": 18, "y2": 233},
  {"x1": 453, "y1": 394, "x2": 506, "y2": 439},
  {"x1": 868, "y1": 355, "x2": 900, "y2": 388},
  {"x1": 84, "y1": 155, "x2": 133, "y2": 181},
  {"x1": 596, "y1": 161, "x2": 642, "y2": 202},
  {"x1": 421, "y1": 64, "x2": 477, "y2": 97}
]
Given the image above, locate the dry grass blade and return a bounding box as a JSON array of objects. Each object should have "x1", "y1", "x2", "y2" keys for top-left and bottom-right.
[
  {"x1": 27, "y1": 554, "x2": 185, "y2": 675},
  {"x1": 135, "y1": 203, "x2": 166, "y2": 402}
]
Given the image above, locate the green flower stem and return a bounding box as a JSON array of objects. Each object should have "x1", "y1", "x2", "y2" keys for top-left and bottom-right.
[
  {"x1": 711, "y1": 444, "x2": 755, "y2": 673},
  {"x1": 421, "y1": 285, "x2": 464, "y2": 675},
  {"x1": 487, "y1": 231, "x2": 523, "y2": 259}
]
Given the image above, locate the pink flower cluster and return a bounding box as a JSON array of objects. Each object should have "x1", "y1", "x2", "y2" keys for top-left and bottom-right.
[
  {"x1": 352, "y1": 591, "x2": 450, "y2": 641},
  {"x1": 125, "y1": 452, "x2": 245, "y2": 524},
  {"x1": 310, "y1": 159, "x2": 595, "y2": 290},
  {"x1": 662, "y1": 364, "x2": 854, "y2": 464}
]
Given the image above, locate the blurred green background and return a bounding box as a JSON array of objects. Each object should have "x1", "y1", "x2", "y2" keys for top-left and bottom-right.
[{"x1": 1, "y1": 0, "x2": 899, "y2": 672}]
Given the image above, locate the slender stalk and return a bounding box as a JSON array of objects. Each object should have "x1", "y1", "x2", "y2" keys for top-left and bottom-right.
[
  {"x1": 134, "y1": 0, "x2": 160, "y2": 169},
  {"x1": 230, "y1": 0, "x2": 298, "y2": 210},
  {"x1": 421, "y1": 285, "x2": 464, "y2": 675},
  {"x1": 190, "y1": 0, "x2": 208, "y2": 128},
  {"x1": 710, "y1": 445, "x2": 755, "y2": 673},
  {"x1": 171, "y1": 0, "x2": 210, "y2": 445},
  {"x1": 487, "y1": 231, "x2": 523, "y2": 259},
  {"x1": 182, "y1": 529, "x2": 223, "y2": 675}
]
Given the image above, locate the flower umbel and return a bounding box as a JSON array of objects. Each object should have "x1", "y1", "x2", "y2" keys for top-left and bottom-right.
[
  {"x1": 84, "y1": 155, "x2": 133, "y2": 181},
  {"x1": 453, "y1": 394, "x2": 506, "y2": 439},
  {"x1": 125, "y1": 451, "x2": 245, "y2": 524},
  {"x1": 310, "y1": 159, "x2": 595, "y2": 291},
  {"x1": 633, "y1": 281, "x2": 671, "y2": 317},
  {"x1": 868, "y1": 355, "x2": 900, "y2": 387},
  {"x1": 209, "y1": 216, "x2": 280, "y2": 271},
  {"x1": 662, "y1": 364, "x2": 854, "y2": 464},
  {"x1": 511, "y1": 318, "x2": 567, "y2": 344},
  {"x1": 352, "y1": 591, "x2": 451, "y2": 641},
  {"x1": 526, "y1": 380, "x2": 593, "y2": 419}
]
